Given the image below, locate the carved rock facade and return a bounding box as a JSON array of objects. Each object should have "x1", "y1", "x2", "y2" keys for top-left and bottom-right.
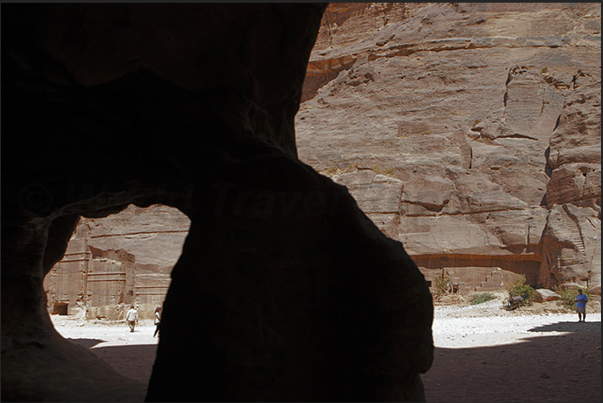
[{"x1": 44, "y1": 204, "x2": 189, "y2": 319}]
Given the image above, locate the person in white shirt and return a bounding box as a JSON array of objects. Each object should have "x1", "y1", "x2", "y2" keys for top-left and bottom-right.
[
  {"x1": 153, "y1": 306, "x2": 162, "y2": 338},
  {"x1": 126, "y1": 305, "x2": 138, "y2": 332}
]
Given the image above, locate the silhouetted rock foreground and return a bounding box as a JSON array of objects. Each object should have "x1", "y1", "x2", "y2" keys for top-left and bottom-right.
[{"x1": 2, "y1": 4, "x2": 433, "y2": 402}]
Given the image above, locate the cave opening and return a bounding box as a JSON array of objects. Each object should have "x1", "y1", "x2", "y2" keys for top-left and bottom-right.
[
  {"x1": 44, "y1": 204, "x2": 191, "y2": 322},
  {"x1": 2, "y1": 4, "x2": 438, "y2": 402}
]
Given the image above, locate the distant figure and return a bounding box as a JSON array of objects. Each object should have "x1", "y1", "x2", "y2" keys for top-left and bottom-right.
[
  {"x1": 575, "y1": 289, "x2": 588, "y2": 322},
  {"x1": 153, "y1": 306, "x2": 162, "y2": 338},
  {"x1": 126, "y1": 305, "x2": 138, "y2": 332}
]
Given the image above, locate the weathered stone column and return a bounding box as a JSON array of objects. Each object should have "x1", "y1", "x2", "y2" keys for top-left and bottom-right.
[{"x1": 2, "y1": 4, "x2": 433, "y2": 401}]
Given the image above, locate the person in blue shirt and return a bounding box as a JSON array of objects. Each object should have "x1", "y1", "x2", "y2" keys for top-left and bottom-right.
[{"x1": 575, "y1": 289, "x2": 588, "y2": 322}]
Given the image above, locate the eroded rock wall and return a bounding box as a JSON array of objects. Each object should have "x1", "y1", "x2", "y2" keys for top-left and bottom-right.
[
  {"x1": 296, "y1": 2, "x2": 601, "y2": 293},
  {"x1": 541, "y1": 75, "x2": 601, "y2": 289},
  {"x1": 48, "y1": 3, "x2": 601, "y2": 303},
  {"x1": 68, "y1": 204, "x2": 190, "y2": 274}
]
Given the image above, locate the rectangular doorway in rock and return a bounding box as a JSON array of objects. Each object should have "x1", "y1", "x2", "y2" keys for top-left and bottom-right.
[{"x1": 52, "y1": 302, "x2": 69, "y2": 315}]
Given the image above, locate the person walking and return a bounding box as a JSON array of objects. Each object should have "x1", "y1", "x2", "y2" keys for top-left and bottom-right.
[
  {"x1": 575, "y1": 289, "x2": 588, "y2": 322},
  {"x1": 126, "y1": 305, "x2": 139, "y2": 332},
  {"x1": 153, "y1": 306, "x2": 162, "y2": 338}
]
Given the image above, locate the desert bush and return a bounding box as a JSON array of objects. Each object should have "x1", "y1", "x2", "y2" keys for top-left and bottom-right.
[
  {"x1": 470, "y1": 292, "x2": 495, "y2": 305},
  {"x1": 317, "y1": 164, "x2": 359, "y2": 177},
  {"x1": 554, "y1": 285, "x2": 591, "y2": 309},
  {"x1": 506, "y1": 274, "x2": 535, "y2": 305},
  {"x1": 432, "y1": 269, "x2": 452, "y2": 297}
]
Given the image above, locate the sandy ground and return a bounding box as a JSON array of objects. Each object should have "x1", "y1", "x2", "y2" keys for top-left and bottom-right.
[
  {"x1": 51, "y1": 295, "x2": 601, "y2": 402},
  {"x1": 423, "y1": 296, "x2": 601, "y2": 403},
  {"x1": 51, "y1": 317, "x2": 160, "y2": 386}
]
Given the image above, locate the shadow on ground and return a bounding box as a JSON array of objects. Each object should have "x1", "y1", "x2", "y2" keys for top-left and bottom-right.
[
  {"x1": 528, "y1": 320, "x2": 601, "y2": 333},
  {"x1": 422, "y1": 330, "x2": 601, "y2": 403},
  {"x1": 67, "y1": 330, "x2": 601, "y2": 403},
  {"x1": 66, "y1": 338, "x2": 158, "y2": 385},
  {"x1": 66, "y1": 338, "x2": 106, "y2": 349}
]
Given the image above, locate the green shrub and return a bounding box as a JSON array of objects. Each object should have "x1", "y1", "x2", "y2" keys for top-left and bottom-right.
[
  {"x1": 470, "y1": 292, "x2": 495, "y2": 305},
  {"x1": 554, "y1": 286, "x2": 591, "y2": 309},
  {"x1": 506, "y1": 274, "x2": 535, "y2": 306},
  {"x1": 432, "y1": 270, "x2": 452, "y2": 297}
]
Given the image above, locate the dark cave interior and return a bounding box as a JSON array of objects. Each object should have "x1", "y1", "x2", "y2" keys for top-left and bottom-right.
[{"x1": 2, "y1": 4, "x2": 434, "y2": 401}]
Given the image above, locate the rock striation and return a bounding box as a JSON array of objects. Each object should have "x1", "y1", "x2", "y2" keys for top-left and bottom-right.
[
  {"x1": 73, "y1": 204, "x2": 191, "y2": 274},
  {"x1": 296, "y1": 2, "x2": 601, "y2": 294}
]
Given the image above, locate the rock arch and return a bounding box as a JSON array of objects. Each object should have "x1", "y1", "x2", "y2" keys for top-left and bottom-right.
[{"x1": 2, "y1": 4, "x2": 433, "y2": 401}]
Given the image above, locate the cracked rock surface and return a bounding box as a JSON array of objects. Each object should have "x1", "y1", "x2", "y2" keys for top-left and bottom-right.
[{"x1": 296, "y1": 3, "x2": 601, "y2": 293}]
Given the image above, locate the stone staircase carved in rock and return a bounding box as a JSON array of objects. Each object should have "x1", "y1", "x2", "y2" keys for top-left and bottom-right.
[{"x1": 561, "y1": 206, "x2": 587, "y2": 257}]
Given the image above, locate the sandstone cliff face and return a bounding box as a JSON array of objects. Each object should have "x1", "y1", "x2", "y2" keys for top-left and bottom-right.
[
  {"x1": 48, "y1": 3, "x2": 601, "y2": 299},
  {"x1": 74, "y1": 204, "x2": 190, "y2": 274},
  {"x1": 296, "y1": 3, "x2": 601, "y2": 293}
]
